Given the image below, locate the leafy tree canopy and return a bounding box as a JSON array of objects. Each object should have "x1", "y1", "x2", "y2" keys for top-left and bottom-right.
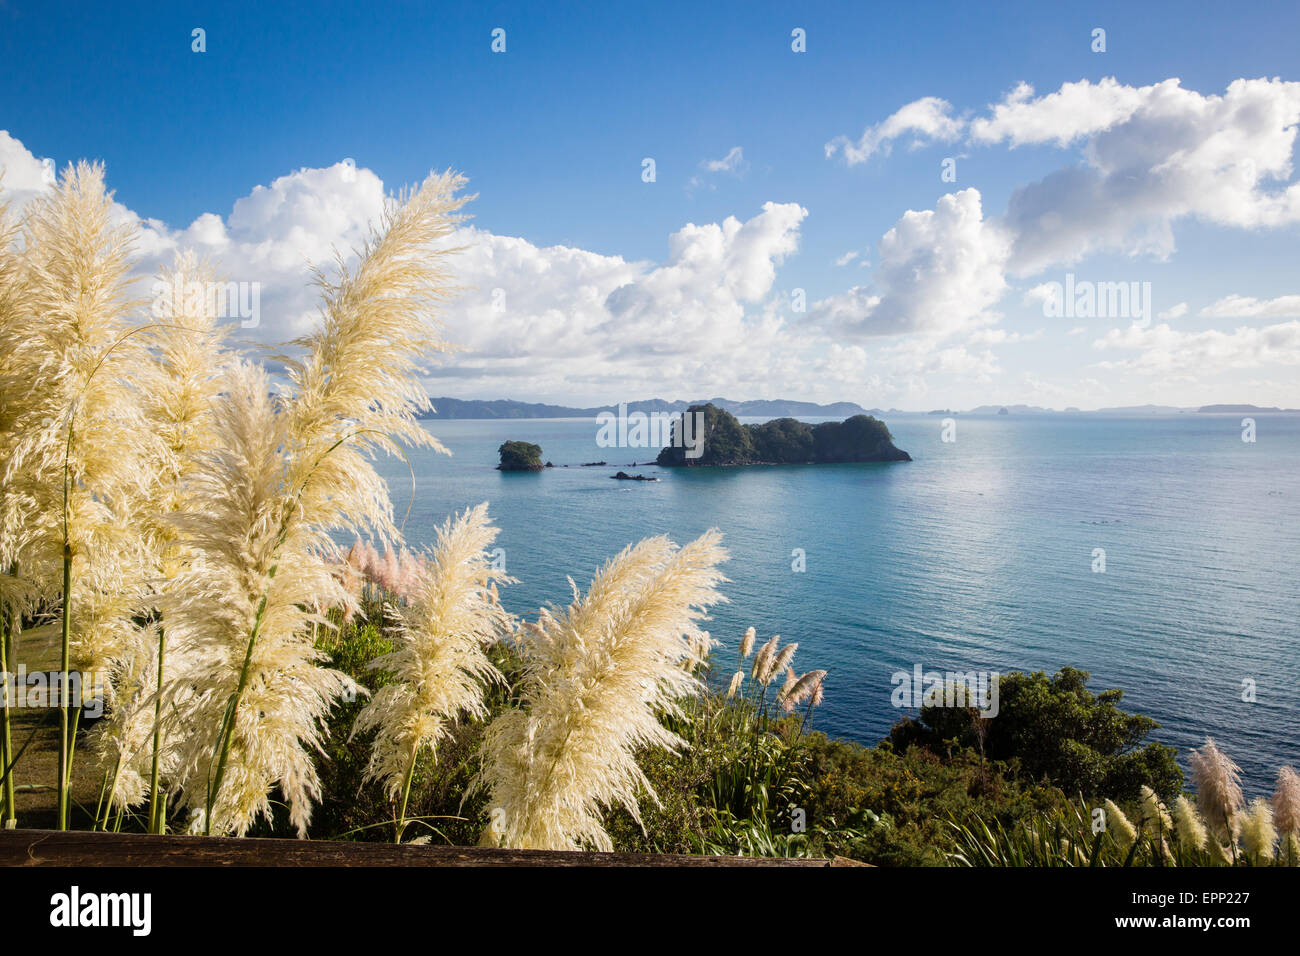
[{"x1": 888, "y1": 667, "x2": 1183, "y2": 801}]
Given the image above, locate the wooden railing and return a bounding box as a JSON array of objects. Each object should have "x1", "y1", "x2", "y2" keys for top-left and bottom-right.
[{"x1": 0, "y1": 829, "x2": 860, "y2": 866}]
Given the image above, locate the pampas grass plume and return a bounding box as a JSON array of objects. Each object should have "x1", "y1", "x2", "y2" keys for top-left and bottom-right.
[
  {"x1": 1239, "y1": 797, "x2": 1277, "y2": 862},
  {"x1": 351, "y1": 503, "x2": 511, "y2": 806},
  {"x1": 739, "y1": 626, "x2": 756, "y2": 659},
  {"x1": 1190, "y1": 737, "x2": 1244, "y2": 837},
  {"x1": 1172, "y1": 794, "x2": 1208, "y2": 850},
  {"x1": 1103, "y1": 799, "x2": 1137, "y2": 845},
  {"x1": 1273, "y1": 766, "x2": 1300, "y2": 837},
  {"x1": 477, "y1": 529, "x2": 728, "y2": 851}
]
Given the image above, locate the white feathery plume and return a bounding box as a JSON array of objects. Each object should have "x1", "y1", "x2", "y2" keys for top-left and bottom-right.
[
  {"x1": 477, "y1": 529, "x2": 728, "y2": 851},
  {"x1": 771, "y1": 641, "x2": 799, "y2": 678},
  {"x1": 1172, "y1": 794, "x2": 1208, "y2": 850},
  {"x1": 1190, "y1": 737, "x2": 1244, "y2": 838},
  {"x1": 1207, "y1": 836, "x2": 1234, "y2": 866},
  {"x1": 738, "y1": 626, "x2": 756, "y2": 659},
  {"x1": 1272, "y1": 766, "x2": 1300, "y2": 837},
  {"x1": 786, "y1": 669, "x2": 828, "y2": 709},
  {"x1": 778, "y1": 666, "x2": 797, "y2": 712},
  {"x1": 277, "y1": 171, "x2": 470, "y2": 550},
  {"x1": 0, "y1": 178, "x2": 39, "y2": 595},
  {"x1": 351, "y1": 504, "x2": 512, "y2": 815},
  {"x1": 94, "y1": 251, "x2": 232, "y2": 816},
  {"x1": 751, "y1": 635, "x2": 779, "y2": 685},
  {"x1": 725, "y1": 670, "x2": 744, "y2": 700},
  {"x1": 4, "y1": 164, "x2": 158, "y2": 827},
  {"x1": 161, "y1": 361, "x2": 359, "y2": 837},
  {"x1": 1138, "y1": 785, "x2": 1172, "y2": 835},
  {"x1": 1239, "y1": 797, "x2": 1277, "y2": 862},
  {"x1": 1103, "y1": 799, "x2": 1137, "y2": 845},
  {"x1": 6, "y1": 162, "x2": 158, "y2": 680}
]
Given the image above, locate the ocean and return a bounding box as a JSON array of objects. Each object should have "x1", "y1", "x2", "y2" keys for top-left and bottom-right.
[{"x1": 368, "y1": 411, "x2": 1300, "y2": 794}]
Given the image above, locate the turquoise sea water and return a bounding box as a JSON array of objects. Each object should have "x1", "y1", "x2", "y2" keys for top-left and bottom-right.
[{"x1": 369, "y1": 412, "x2": 1300, "y2": 793}]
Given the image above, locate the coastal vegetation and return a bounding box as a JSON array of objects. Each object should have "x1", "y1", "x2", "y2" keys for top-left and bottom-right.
[
  {"x1": 656, "y1": 403, "x2": 911, "y2": 467},
  {"x1": 307, "y1": 596, "x2": 1300, "y2": 866},
  {"x1": 889, "y1": 667, "x2": 1183, "y2": 801}
]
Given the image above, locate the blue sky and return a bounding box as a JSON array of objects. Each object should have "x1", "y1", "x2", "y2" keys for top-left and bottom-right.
[{"x1": 3, "y1": 0, "x2": 1300, "y2": 408}]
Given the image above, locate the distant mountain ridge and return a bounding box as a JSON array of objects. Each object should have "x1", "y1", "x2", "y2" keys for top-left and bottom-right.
[
  {"x1": 1196, "y1": 403, "x2": 1299, "y2": 413},
  {"x1": 965, "y1": 403, "x2": 1300, "y2": 415},
  {"x1": 421, "y1": 397, "x2": 1300, "y2": 419},
  {"x1": 422, "y1": 397, "x2": 871, "y2": 419}
]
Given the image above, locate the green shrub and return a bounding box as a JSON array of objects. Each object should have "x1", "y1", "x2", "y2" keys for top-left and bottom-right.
[{"x1": 888, "y1": 667, "x2": 1183, "y2": 801}]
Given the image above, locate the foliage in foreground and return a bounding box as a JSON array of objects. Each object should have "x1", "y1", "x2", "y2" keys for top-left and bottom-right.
[
  {"x1": 889, "y1": 666, "x2": 1184, "y2": 802},
  {"x1": 301, "y1": 601, "x2": 1299, "y2": 866}
]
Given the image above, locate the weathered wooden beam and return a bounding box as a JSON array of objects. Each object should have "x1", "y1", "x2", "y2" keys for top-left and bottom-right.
[{"x1": 0, "y1": 829, "x2": 837, "y2": 867}]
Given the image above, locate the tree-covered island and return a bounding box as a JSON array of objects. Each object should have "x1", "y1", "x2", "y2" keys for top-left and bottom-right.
[{"x1": 656, "y1": 403, "x2": 911, "y2": 467}]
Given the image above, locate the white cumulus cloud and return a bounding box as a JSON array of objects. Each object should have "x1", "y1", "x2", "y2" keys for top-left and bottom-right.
[
  {"x1": 811, "y1": 188, "x2": 1011, "y2": 338},
  {"x1": 825, "y1": 96, "x2": 964, "y2": 165}
]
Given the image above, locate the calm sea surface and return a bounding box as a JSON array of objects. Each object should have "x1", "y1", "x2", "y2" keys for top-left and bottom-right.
[{"x1": 368, "y1": 412, "x2": 1300, "y2": 793}]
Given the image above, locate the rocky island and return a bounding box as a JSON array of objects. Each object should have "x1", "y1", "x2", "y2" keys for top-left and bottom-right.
[
  {"x1": 655, "y1": 403, "x2": 911, "y2": 467},
  {"x1": 496, "y1": 440, "x2": 546, "y2": 471}
]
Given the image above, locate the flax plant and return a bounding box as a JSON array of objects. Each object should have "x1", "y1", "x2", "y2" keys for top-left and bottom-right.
[
  {"x1": 351, "y1": 503, "x2": 513, "y2": 841},
  {"x1": 477, "y1": 530, "x2": 728, "y2": 851},
  {"x1": 692, "y1": 627, "x2": 827, "y2": 841}
]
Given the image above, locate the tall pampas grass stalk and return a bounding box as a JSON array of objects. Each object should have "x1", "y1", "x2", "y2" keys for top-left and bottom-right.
[
  {"x1": 0, "y1": 591, "x2": 27, "y2": 829},
  {"x1": 277, "y1": 170, "x2": 470, "y2": 540},
  {"x1": 1190, "y1": 737, "x2": 1244, "y2": 859},
  {"x1": 477, "y1": 529, "x2": 728, "y2": 851},
  {"x1": 160, "y1": 361, "x2": 361, "y2": 836},
  {"x1": 163, "y1": 171, "x2": 470, "y2": 836},
  {"x1": 1138, "y1": 785, "x2": 1172, "y2": 835},
  {"x1": 350, "y1": 503, "x2": 513, "y2": 841},
  {"x1": 0, "y1": 182, "x2": 34, "y2": 827},
  {"x1": 91, "y1": 251, "x2": 232, "y2": 831},
  {"x1": 7, "y1": 163, "x2": 156, "y2": 828},
  {"x1": 1274, "y1": 766, "x2": 1300, "y2": 865}
]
